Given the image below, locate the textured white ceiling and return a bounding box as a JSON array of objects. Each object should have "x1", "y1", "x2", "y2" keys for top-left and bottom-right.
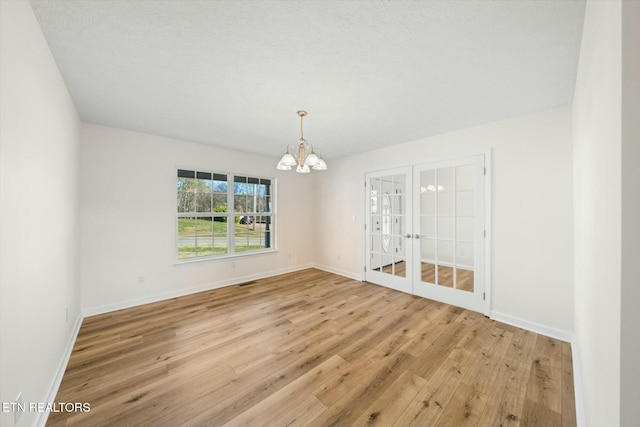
[{"x1": 30, "y1": 0, "x2": 585, "y2": 160}]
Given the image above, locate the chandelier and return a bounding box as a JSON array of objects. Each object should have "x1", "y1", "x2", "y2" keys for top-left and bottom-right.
[{"x1": 276, "y1": 110, "x2": 327, "y2": 173}]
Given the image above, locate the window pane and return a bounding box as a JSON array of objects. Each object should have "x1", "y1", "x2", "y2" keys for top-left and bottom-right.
[
  {"x1": 420, "y1": 170, "x2": 435, "y2": 191},
  {"x1": 456, "y1": 241, "x2": 474, "y2": 268},
  {"x1": 456, "y1": 217, "x2": 474, "y2": 242},
  {"x1": 212, "y1": 178, "x2": 227, "y2": 193},
  {"x1": 438, "y1": 192, "x2": 454, "y2": 216},
  {"x1": 421, "y1": 215, "x2": 435, "y2": 238},
  {"x1": 381, "y1": 254, "x2": 394, "y2": 275},
  {"x1": 371, "y1": 252, "x2": 381, "y2": 272},
  {"x1": 197, "y1": 171, "x2": 212, "y2": 197},
  {"x1": 245, "y1": 194, "x2": 256, "y2": 213},
  {"x1": 420, "y1": 193, "x2": 435, "y2": 215},
  {"x1": 177, "y1": 176, "x2": 194, "y2": 191},
  {"x1": 393, "y1": 174, "x2": 405, "y2": 195},
  {"x1": 456, "y1": 268, "x2": 474, "y2": 292},
  {"x1": 196, "y1": 192, "x2": 212, "y2": 212},
  {"x1": 421, "y1": 262, "x2": 436, "y2": 283},
  {"x1": 393, "y1": 215, "x2": 405, "y2": 237},
  {"x1": 370, "y1": 178, "x2": 380, "y2": 214},
  {"x1": 256, "y1": 195, "x2": 267, "y2": 212},
  {"x1": 456, "y1": 165, "x2": 475, "y2": 191},
  {"x1": 394, "y1": 257, "x2": 406, "y2": 278},
  {"x1": 264, "y1": 216, "x2": 272, "y2": 249},
  {"x1": 437, "y1": 265, "x2": 454, "y2": 287},
  {"x1": 213, "y1": 193, "x2": 227, "y2": 213},
  {"x1": 421, "y1": 238, "x2": 435, "y2": 261},
  {"x1": 457, "y1": 191, "x2": 474, "y2": 216},
  {"x1": 437, "y1": 217, "x2": 454, "y2": 240},
  {"x1": 196, "y1": 217, "x2": 213, "y2": 257},
  {"x1": 234, "y1": 195, "x2": 247, "y2": 212},
  {"x1": 213, "y1": 217, "x2": 228, "y2": 254},
  {"x1": 177, "y1": 190, "x2": 195, "y2": 213},
  {"x1": 437, "y1": 239, "x2": 454, "y2": 264},
  {"x1": 178, "y1": 217, "x2": 196, "y2": 259},
  {"x1": 437, "y1": 167, "x2": 454, "y2": 192},
  {"x1": 235, "y1": 215, "x2": 264, "y2": 252}
]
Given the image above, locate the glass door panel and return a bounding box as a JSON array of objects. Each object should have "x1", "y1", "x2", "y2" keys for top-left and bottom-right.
[
  {"x1": 365, "y1": 168, "x2": 412, "y2": 294},
  {"x1": 413, "y1": 155, "x2": 485, "y2": 313}
]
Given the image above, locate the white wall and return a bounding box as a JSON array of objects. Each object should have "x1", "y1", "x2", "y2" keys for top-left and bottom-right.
[
  {"x1": 572, "y1": 1, "x2": 622, "y2": 426},
  {"x1": 0, "y1": 1, "x2": 81, "y2": 426},
  {"x1": 80, "y1": 124, "x2": 314, "y2": 313},
  {"x1": 620, "y1": 1, "x2": 640, "y2": 425},
  {"x1": 313, "y1": 106, "x2": 574, "y2": 333}
]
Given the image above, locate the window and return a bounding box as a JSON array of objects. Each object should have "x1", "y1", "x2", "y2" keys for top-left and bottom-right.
[{"x1": 177, "y1": 169, "x2": 273, "y2": 260}]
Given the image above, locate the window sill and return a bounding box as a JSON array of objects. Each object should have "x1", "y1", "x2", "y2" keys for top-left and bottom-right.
[{"x1": 173, "y1": 248, "x2": 278, "y2": 266}]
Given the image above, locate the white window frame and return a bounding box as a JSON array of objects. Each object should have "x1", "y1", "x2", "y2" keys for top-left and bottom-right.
[{"x1": 175, "y1": 168, "x2": 276, "y2": 263}]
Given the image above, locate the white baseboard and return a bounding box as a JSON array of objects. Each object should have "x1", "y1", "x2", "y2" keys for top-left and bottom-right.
[
  {"x1": 490, "y1": 311, "x2": 573, "y2": 343},
  {"x1": 82, "y1": 264, "x2": 314, "y2": 318},
  {"x1": 35, "y1": 314, "x2": 83, "y2": 427},
  {"x1": 312, "y1": 263, "x2": 363, "y2": 282},
  {"x1": 571, "y1": 336, "x2": 586, "y2": 427}
]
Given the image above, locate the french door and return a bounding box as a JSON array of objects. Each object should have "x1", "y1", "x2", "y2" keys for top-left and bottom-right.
[
  {"x1": 365, "y1": 167, "x2": 413, "y2": 294},
  {"x1": 365, "y1": 155, "x2": 488, "y2": 314}
]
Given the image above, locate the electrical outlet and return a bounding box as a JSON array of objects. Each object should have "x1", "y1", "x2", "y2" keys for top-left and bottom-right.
[
  {"x1": 137, "y1": 275, "x2": 145, "y2": 284},
  {"x1": 15, "y1": 392, "x2": 23, "y2": 424}
]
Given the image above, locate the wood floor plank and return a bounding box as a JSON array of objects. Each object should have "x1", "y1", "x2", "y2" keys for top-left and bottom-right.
[
  {"x1": 308, "y1": 351, "x2": 417, "y2": 427},
  {"x1": 392, "y1": 352, "x2": 470, "y2": 426},
  {"x1": 222, "y1": 354, "x2": 348, "y2": 427},
  {"x1": 434, "y1": 382, "x2": 488, "y2": 427},
  {"x1": 349, "y1": 370, "x2": 427, "y2": 427},
  {"x1": 477, "y1": 328, "x2": 537, "y2": 427},
  {"x1": 312, "y1": 355, "x2": 376, "y2": 407},
  {"x1": 264, "y1": 395, "x2": 326, "y2": 427},
  {"x1": 461, "y1": 326, "x2": 514, "y2": 393},
  {"x1": 525, "y1": 336, "x2": 564, "y2": 414},
  {"x1": 520, "y1": 398, "x2": 562, "y2": 427},
  {"x1": 47, "y1": 268, "x2": 575, "y2": 427}
]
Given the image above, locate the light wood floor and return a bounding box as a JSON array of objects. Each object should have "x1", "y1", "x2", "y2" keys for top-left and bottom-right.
[{"x1": 48, "y1": 269, "x2": 575, "y2": 427}]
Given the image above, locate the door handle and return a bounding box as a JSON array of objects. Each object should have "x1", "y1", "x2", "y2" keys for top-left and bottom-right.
[
  {"x1": 405, "y1": 234, "x2": 411, "y2": 238},
  {"x1": 414, "y1": 234, "x2": 420, "y2": 239}
]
